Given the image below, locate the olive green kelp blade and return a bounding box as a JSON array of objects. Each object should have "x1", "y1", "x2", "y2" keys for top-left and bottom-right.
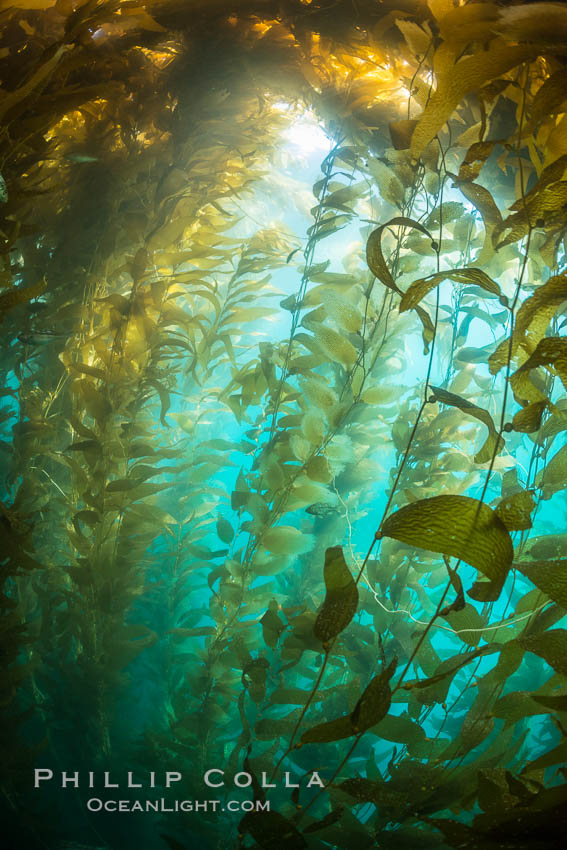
[
  {"x1": 314, "y1": 546, "x2": 359, "y2": 645},
  {"x1": 301, "y1": 657, "x2": 397, "y2": 744},
  {"x1": 381, "y1": 495, "x2": 513, "y2": 600}
]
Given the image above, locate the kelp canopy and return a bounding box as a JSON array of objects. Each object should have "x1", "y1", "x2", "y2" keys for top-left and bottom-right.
[{"x1": 2, "y1": 0, "x2": 567, "y2": 847}]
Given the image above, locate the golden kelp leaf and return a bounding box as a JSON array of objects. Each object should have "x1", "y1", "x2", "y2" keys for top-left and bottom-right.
[
  {"x1": 396, "y1": 18, "x2": 431, "y2": 57},
  {"x1": 381, "y1": 496, "x2": 513, "y2": 599},
  {"x1": 429, "y1": 385, "x2": 495, "y2": 432},
  {"x1": 512, "y1": 337, "x2": 567, "y2": 392},
  {"x1": 389, "y1": 119, "x2": 418, "y2": 151},
  {"x1": 299, "y1": 375, "x2": 337, "y2": 409},
  {"x1": 495, "y1": 182, "x2": 567, "y2": 249},
  {"x1": 498, "y1": 2, "x2": 567, "y2": 46},
  {"x1": 429, "y1": 385, "x2": 504, "y2": 465},
  {"x1": 437, "y1": 0, "x2": 499, "y2": 42},
  {"x1": 512, "y1": 401, "x2": 547, "y2": 433},
  {"x1": 323, "y1": 290, "x2": 363, "y2": 333},
  {"x1": 495, "y1": 490, "x2": 536, "y2": 532},
  {"x1": 519, "y1": 629, "x2": 567, "y2": 677},
  {"x1": 489, "y1": 274, "x2": 567, "y2": 374},
  {"x1": 367, "y1": 158, "x2": 405, "y2": 207},
  {"x1": 314, "y1": 546, "x2": 359, "y2": 645},
  {"x1": 410, "y1": 40, "x2": 535, "y2": 160},
  {"x1": 454, "y1": 180, "x2": 502, "y2": 262},
  {"x1": 541, "y1": 444, "x2": 567, "y2": 499},
  {"x1": 262, "y1": 526, "x2": 313, "y2": 555},
  {"x1": 425, "y1": 201, "x2": 465, "y2": 229},
  {"x1": 366, "y1": 217, "x2": 435, "y2": 351},
  {"x1": 310, "y1": 323, "x2": 357, "y2": 369},
  {"x1": 516, "y1": 560, "x2": 567, "y2": 609},
  {"x1": 351, "y1": 656, "x2": 397, "y2": 734},
  {"x1": 474, "y1": 431, "x2": 506, "y2": 465},
  {"x1": 511, "y1": 156, "x2": 567, "y2": 214},
  {"x1": 366, "y1": 217, "x2": 432, "y2": 293},
  {"x1": 509, "y1": 369, "x2": 548, "y2": 407},
  {"x1": 529, "y1": 68, "x2": 567, "y2": 129},
  {"x1": 458, "y1": 140, "x2": 498, "y2": 182},
  {"x1": 361, "y1": 386, "x2": 405, "y2": 405},
  {"x1": 400, "y1": 268, "x2": 503, "y2": 313}
]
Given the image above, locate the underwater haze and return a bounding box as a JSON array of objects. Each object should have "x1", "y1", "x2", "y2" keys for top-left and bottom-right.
[{"x1": 1, "y1": 1, "x2": 567, "y2": 849}]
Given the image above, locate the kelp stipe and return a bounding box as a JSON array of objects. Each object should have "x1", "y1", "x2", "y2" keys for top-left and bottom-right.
[{"x1": 1, "y1": 2, "x2": 567, "y2": 849}]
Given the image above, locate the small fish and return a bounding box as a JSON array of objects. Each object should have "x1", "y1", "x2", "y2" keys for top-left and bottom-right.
[
  {"x1": 64, "y1": 152, "x2": 99, "y2": 163},
  {"x1": 306, "y1": 502, "x2": 340, "y2": 518},
  {"x1": 18, "y1": 329, "x2": 66, "y2": 345}
]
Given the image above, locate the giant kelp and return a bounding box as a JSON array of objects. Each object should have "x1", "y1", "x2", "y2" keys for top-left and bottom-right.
[{"x1": 1, "y1": 1, "x2": 567, "y2": 849}]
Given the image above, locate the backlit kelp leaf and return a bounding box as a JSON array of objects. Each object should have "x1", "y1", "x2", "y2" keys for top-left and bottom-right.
[
  {"x1": 366, "y1": 217, "x2": 431, "y2": 293},
  {"x1": 367, "y1": 158, "x2": 406, "y2": 207},
  {"x1": 409, "y1": 40, "x2": 535, "y2": 159},
  {"x1": 429, "y1": 386, "x2": 504, "y2": 464},
  {"x1": 541, "y1": 443, "x2": 567, "y2": 499},
  {"x1": 381, "y1": 496, "x2": 513, "y2": 599},
  {"x1": 529, "y1": 69, "x2": 567, "y2": 130},
  {"x1": 425, "y1": 201, "x2": 465, "y2": 229},
  {"x1": 262, "y1": 526, "x2": 313, "y2": 555},
  {"x1": 301, "y1": 657, "x2": 397, "y2": 744},
  {"x1": 404, "y1": 644, "x2": 499, "y2": 702},
  {"x1": 458, "y1": 140, "x2": 498, "y2": 183},
  {"x1": 445, "y1": 603, "x2": 488, "y2": 648},
  {"x1": 516, "y1": 560, "x2": 567, "y2": 609},
  {"x1": 310, "y1": 323, "x2": 358, "y2": 369},
  {"x1": 489, "y1": 274, "x2": 567, "y2": 374},
  {"x1": 314, "y1": 546, "x2": 359, "y2": 645},
  {"x1": 366, "y1": 217, "x2": 435, "y2": 351},
  {"x1": 351, "y1": 656, "x2": 397, "y2": 734},
  {"x1": 389, "y1": 119, "x2": 418, "y2": 151},
  {"x1": 474, "y1": 430, "x2": 506, "y2": 465},
  {"x1": 519, "y1": 629, "x2": 567, "y2": 676},
  {"x1": 239, "y1": 810, "x2": 307, "y2": 850},
  {"x1": 454, "y1": 180, "x2": 502, "y2": 262},
  {"x1": 400, "y1": 268, "x2": 503, "y2": 313},
  {"x1": 512, "y1": 401, "x2": 547, "y2": 433},
  {"x1": 511, "y1": 337, "x2": 567, "y2": 396},
  {"x1": 495, "y1": 490, "x2": 536, "y2": 532},
  {"x1": 260, "y1": 601, "x2": 286, "y2": 649}
]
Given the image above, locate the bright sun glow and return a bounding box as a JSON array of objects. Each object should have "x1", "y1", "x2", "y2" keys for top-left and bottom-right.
[{"x1": 281, "y1": 120, "x2": 330, "y2": 153}]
